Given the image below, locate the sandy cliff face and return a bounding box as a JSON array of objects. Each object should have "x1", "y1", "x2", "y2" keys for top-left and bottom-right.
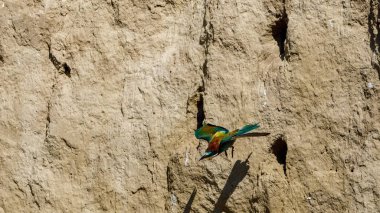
[{"x1": 0, "y1": 0, "x2": 379, "y2": 212}]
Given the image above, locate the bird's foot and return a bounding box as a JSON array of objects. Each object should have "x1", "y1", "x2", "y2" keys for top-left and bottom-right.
[
  {"x1": 231, "y1": 146, "x2": 235, "y2": 158},
  {"x1": 225, "y1": 151, "x2": 228, "y2": 157}
]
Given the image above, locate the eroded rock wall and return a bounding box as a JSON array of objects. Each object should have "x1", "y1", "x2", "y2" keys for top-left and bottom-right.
[{"x1": 0, "y1": 0, "x2": 379, "y2": 212}]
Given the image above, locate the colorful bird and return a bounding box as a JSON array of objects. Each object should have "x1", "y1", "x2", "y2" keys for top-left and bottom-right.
[{"x1": 195, "y1": 122, "x2": 264, "y2": 160}]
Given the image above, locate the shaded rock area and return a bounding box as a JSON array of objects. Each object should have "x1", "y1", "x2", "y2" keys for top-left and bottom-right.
[{"x1": 0, "y1": 0, "x2": 379, "y2": 212}]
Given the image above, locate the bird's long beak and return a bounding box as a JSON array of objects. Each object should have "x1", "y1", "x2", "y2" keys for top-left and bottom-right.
[
  {"x1": 199, "y1": 151, "x2": 213, "y2": 161},
  {"x1": 199, "y1": 155, "x2": 207, "y2": 161}
]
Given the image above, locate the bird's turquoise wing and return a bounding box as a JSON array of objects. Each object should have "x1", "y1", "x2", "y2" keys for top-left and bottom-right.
[
  {"x1": 219, "y1": 123, "x2": 260, "y2": 145},
  {"x1": 235, "y1": 123, "x2": 260, "y2": 137},
  {"x1": 195, "y1": 123, "x2": 229, "y2": 142}
]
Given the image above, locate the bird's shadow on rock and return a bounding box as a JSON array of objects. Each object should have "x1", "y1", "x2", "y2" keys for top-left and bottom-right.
[
  {"x1": 183, "y1": 188, "x2": 197, "y2": 213},
  {"x1": 213, "y1": 153, "x2": 252, "y2": 213}
]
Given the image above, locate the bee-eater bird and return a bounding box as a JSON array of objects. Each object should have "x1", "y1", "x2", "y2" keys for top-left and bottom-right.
[{"x1": 195, "y1": 122, "x2": 266, "y2": 160}]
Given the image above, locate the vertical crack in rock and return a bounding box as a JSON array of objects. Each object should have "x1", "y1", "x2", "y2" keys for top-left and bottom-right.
[
  {"x1": 368, "y1": 0, "x2": 380, "y2": 79},
  {"x1": 195, "y1": 81, "x2": 206, "y2": 130},
  {"x1": 146, "y1": 127, "x2": 152, "y2": 148},
  {"x1": 271, "y1": 136, "x2": 288, "y2": 176},
  {"x1": 272, "y1": 1, "x2": 288, "y2": 60},
  {"x1": 0, "y1": 42, "x2": 4, "y2": 65},
  {"x1": 196, "y1": 0, "x2": 213, "y2": 129},
  {"x1": 146, "y1": 164, "x2": 155, "y2": 184},
  {"x1": 120, "y1": 76, "x2": 126, "y2": 117},
  {"x1": 45, "y1": 44, "x2": 59, "y2": 142},
  {"x1": 44, "y1": 101, "x2": 51, "y2": 141},
  {"x1": 166, "y1": 165, "x2": 172, "y2": 192},
  {"x1": 200, "y1": 0, "x2": 214, "y2": 78},
  {"x1": 48, "y1": 44, "x2": 71, "y2": 78},
  {"x1": 196, "y1": 91, "x2": 205, "y2": 129},
  {"x1": 120, "y1": 103, "x2": 124, "y2": 117},
  {"x1": 27, "y1": 182, "x2": 40, "y2": 209},
  {"x1": 110, "y1": 0, "x2": 126, "y2": 27},
  {"x1": 368, "y1": 0, "x2": 377, "y2": 51}
]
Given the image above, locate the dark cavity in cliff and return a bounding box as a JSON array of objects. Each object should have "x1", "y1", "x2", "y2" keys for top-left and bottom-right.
[
  {"x1": 271, "y1": 136, "x2": 288, "y2": 176},
  {"x1": 272, "y1": 10, "x2": 288, "y2": 60},
  {"x1": 196, "y1": 93, "x2": 205, "y2": 129}
]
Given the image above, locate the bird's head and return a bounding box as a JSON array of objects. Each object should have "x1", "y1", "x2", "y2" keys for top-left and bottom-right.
[{"x1": 199, "y1": 151, "x2": 216, "y2": 160}]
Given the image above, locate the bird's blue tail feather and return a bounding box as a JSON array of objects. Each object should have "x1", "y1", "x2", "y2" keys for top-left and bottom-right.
[{"x1": 235, "y1": 123, "x2": 260, "y2": 136}]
